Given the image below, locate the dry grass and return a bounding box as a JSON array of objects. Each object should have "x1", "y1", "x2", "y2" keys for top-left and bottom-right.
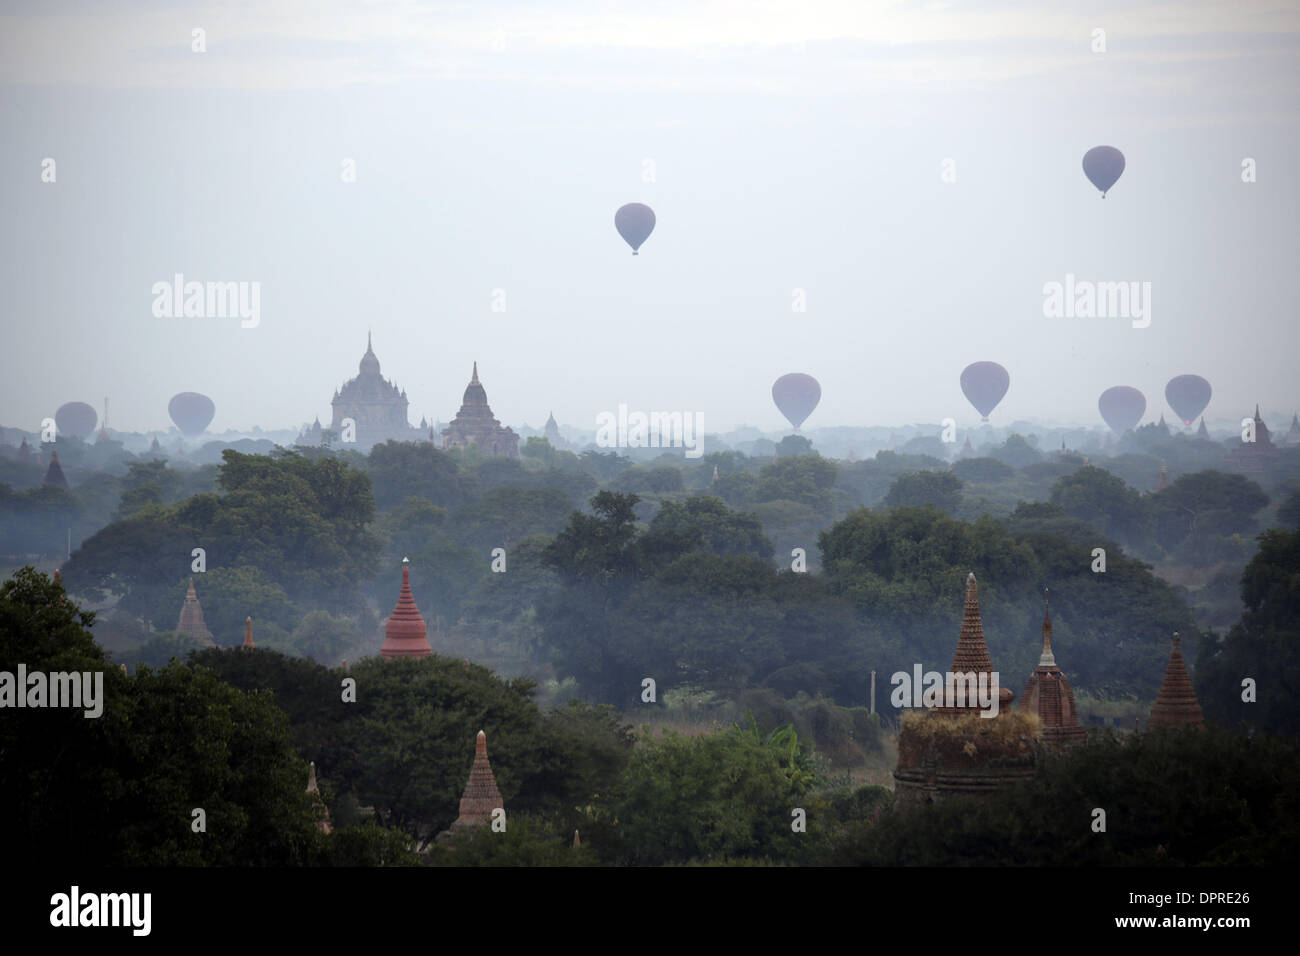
[{"x1": 900, "y1": 708, "x2": 1041, "y2": 739}]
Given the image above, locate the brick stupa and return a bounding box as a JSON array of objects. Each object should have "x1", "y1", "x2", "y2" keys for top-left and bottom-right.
[
  {"x1": 176, "y1": 579, "x2": 216, "y2": 647},
  {"x1": 42, "y1": 451, "x2": 69, "y2": 490},
  {"x1": 380, "y1": 558, "x2": 431, "y2": 659},
  {"x1": 242, "y1": 616, "x2": 255, "y2": 649},
  {"x1": 452, "y1": 730, "x2": 503, "y2": 831},
  {"x1": 894, "y1": 573, "x2": 1037, "y2": 807},
  {"x1": 1020, "y1": 590, "x2": 1086, "y2": 747},
  {"x1": 1148, "y1": 632, "x2": 1204, "y2": 729}
]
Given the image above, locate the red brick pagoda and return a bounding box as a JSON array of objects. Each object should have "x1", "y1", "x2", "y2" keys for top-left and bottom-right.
[
  {"x1": 380, "y1": 558, "x2": 432, "y2": 659},
  {"x1": 1020, "y1": 590, "x2": 1086, "y2": 747}
]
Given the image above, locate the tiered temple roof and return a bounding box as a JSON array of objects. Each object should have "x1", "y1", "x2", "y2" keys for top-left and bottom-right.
[
  {"x1": 176, "y1": 579, "x2": 216, "y2": 647},
  {"x1": 380, "y1": 558, "x2": 432, "y2": 659},
  {"x1": 441, "y1": 363, "x2": 519, "y2": 459},
  {"x1": 319, "y1": 334, "x2": 424, "y2": 449},
  {"x1": 1148, "y1": 633, "x2": 1204, "y2": 729},
  {"x1": 1020, "y1": 590, "x2": 1086, "y2": 746}
]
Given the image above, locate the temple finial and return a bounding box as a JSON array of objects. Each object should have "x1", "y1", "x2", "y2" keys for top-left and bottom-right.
[{"x1": 471, "y1": 361, "x2": 479, "y2": 384}]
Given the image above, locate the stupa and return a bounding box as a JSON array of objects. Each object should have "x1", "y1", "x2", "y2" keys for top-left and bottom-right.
[
  {"x1": 380, "y1": 558, "x2": 432, "y2": 658},
  {"x1": 893, "y1": 573, "x2": 1037, "y2": 806},
  {"x1": 1019, "y1": 590, "x2": 1086, "y2": 747},
  {"x1": 1148, "y1": 633, "x2": 1204, "y2": 729},
  {"x1": 176, "y1": 579, "x2": 216, "y2": 647}
]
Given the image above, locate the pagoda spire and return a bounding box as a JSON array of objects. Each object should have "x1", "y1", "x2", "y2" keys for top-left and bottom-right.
[
  {"x1": 242, "y1": 616, "x2": 255, "y2": 649},
  {"x1": 951, "y1": 572, "x2": 994, "y2": 675},
  {"x1": 1149, "y1": 633, "x2": 1204, "y2": 729},
  {"x1": 1039, "y1": 588, "x2": 1055, "y2": 667},
  {"x1": 1019, "y1": 587, "x2": 1085, "y2": 745},
  {"x1": 380, "y1": 557, "x2": 432, "y2": 658},
  {"x1": 306, "y1": 761, "x2": 333, "y2": 834},
  {"x1": 471, "y1": 361, "x2": 479, "y2": 384}
]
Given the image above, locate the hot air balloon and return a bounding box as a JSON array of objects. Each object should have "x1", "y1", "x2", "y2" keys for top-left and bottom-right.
[
  {"x1": 772, "y1": 373, "x2": 821, "y2": 429},
  {"x1": 1098, "y1": 386, "x2": 1145, "y2": 434},
  {"x1": 960, "y1": 362, "x2": 1010, "y2": 422},
  {"x1": 54, "y1": 401, "x2": 97, "y2": 440},
  {"x1": 168, "y1": 392, "x2": 215, "y2": 437},
  {"x1": 1165, "y1": 375, "x2": 1211, "y2": 427},
  {"x1": 615, "y1": 203, "x2": 655, "y2": 255},
  {"x1": 1082, "y1": 146, "x2": 1125, "y2": 197}
]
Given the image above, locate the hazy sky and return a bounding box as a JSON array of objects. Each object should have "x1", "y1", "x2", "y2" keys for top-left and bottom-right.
[{"x1": 3, "y1": 1, "x2": 1298, "y2": 436}]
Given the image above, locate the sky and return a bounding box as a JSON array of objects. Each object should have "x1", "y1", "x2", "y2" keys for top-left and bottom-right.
[{"x1": 2, "y1": 0, "x2": 1298, "y2": 436}]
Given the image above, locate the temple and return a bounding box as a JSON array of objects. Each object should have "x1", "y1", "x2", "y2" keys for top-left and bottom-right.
[
  {"x1": 893, "y1": 573, "x2": 1037, "y2": 806},
  {"x1": 451, "y1": 730, "x2": 503, "y2": 831},
  {"x1": 1284, "y1": 412, "x2": 1300, "y2": 446},
  {"x1": 1196, "y1": 416, "x2": 1210, "y2": 440},
  {"x1": 176, "y1": 579, "x2": 215, "y2": 647},
  {"x1": 242, "y1": 616, "x2": 255, "y2": 649},
  {"x1": 441, "y1": 363, "x2": 519, "y2": 459},
  {"x1": 304, "y1": 334, "x2": 425, "y2": 450},
  {"x1": 306, "y1": 761, "x2": 333, "y2": 834},
  {"x1": 1224, "y1": 405, "x2": 1280, "y2": 475},
  {"x1": 1148, "y1": 633, "x2": 1204, "y2": 729},
  {"x1": 42, "y1": 451, "x2": 69, "y2": 490},
  {"x1": 1019, "y1": 590, "x2": 1086, "y2": 747},
  {"x1": 380, "y1": 558, "x2": 432, "y2": 658},
  {"x1": 1153, "y1": 462, "x2": 1171, "y2": 492}
]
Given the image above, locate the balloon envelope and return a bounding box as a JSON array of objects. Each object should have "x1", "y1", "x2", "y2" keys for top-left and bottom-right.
[
  {"x1": 1165, "y1": 374, "x2": 1211, "y2": 426},
  {"x1": 1083, "y1": 146, "x2": 1125, "y2": 197},
  {"x1": 55, "y1": 401, "x2": 97, "y2": 439},
  {"x1": 615, "y1": 203, "x2": 655, "y2": 254},
  {"x1": 1099, "y1": 386, "x2": 1146, "y2": 434},
  {"x1": 169, "y1": 392, "x2": 215, "y2": 437},
  {"x1": 960, "y1": 362, "x2": 1010, "y2": 421},
  {"x1": 772, "y1": 373, "x2": 821, "y2": 429}
]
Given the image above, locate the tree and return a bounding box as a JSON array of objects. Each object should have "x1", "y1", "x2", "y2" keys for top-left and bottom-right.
[
  {"x1": 1150, "y1": 470, "x2": 1268, "y2": 552},
  {"x1": 1050, "y1": 465, "x2": 1150, "y2": 547},
  {"x1": 647, "y1": 496, "x2": 773, "y2": 560},
  {"x1": 614, "y1": 726, "x2": 815, "y2": 865},
  {"x1": 1197, "y1": 529, "x2": 1300, "y2": 735},
  {"x1": 0, "y1": 568, "x2": 322, "y2": 866},
  {"x1": 366, "y1": 441, "x2": 476, "y2": 511},
  {"x1": 883, "y1": 471, "x2": 963, "y2": 515}
]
